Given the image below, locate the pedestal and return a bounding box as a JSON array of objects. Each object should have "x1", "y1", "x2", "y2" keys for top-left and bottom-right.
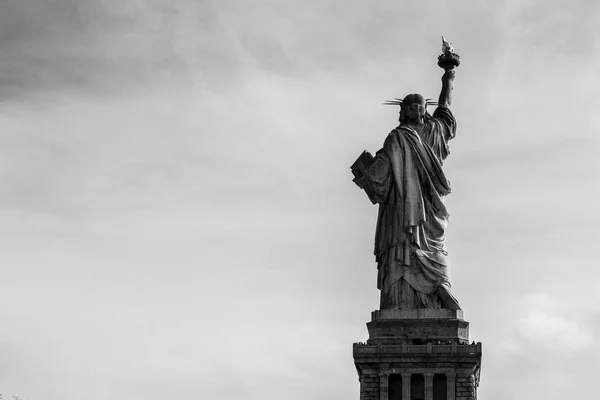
[{"x1": 353, "y1": 309, "x2": 482, "y2": 400}]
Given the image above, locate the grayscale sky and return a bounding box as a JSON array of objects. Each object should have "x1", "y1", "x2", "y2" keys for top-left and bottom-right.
[{"x1": 0, "y1": 0, "x2": 598, "y2": 399}]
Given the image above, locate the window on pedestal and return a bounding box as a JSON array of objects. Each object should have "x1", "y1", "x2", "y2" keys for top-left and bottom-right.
[
  {"x1": 433, "y1": 374, "x2": 447, "y2": 400},
  {"x1": 410, "y1": 374, "x2": 424, "y2": 400},
  {"x1": 388, "y1": 374, "x2": 402, "y2": 400}
]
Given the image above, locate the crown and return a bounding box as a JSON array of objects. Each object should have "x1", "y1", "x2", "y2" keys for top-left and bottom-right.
[{"x1": 383, "y1": 97, "x2": 438, "y2": 107}]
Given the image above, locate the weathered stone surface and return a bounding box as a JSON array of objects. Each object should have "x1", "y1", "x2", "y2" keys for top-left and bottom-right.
[
  {"x1": 373, "y1": 308, "x2": 464, "y2": 320},
  {"x1": 354, "y1": 314, "x2": 481, "y2": 399},
  {"x1": 360, "y1": 372, "x2": 380, "y2": 400},
  {"x1": 366, "y1": 311, "x2": 470, "y2": 345}
]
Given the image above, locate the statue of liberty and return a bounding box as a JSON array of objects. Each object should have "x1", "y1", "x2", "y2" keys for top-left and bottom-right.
[{"x1": 352, "y1": 39, "x2": 462, "y2": 310}]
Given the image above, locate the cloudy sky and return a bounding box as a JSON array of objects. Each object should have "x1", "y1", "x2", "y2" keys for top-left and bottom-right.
[{"x1": 0, "y1": 0, "x2": 599, "y2": 399}]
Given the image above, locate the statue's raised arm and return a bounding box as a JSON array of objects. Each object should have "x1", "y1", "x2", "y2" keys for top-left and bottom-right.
[{"x1": 438, "y1": 69, "x2": 455, "y2": 108}]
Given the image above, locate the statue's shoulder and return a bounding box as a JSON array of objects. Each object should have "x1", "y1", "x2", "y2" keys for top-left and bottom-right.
[
  {"x1": 387, "y1": 125, "x2": 404, "y2": 136},
  {"x1": 388, "y1": 125, "x2": 416, "y2": 138},
  {"x1": 383, "y1": 127, "x2": 404, "y2": 150},
  {"x1": 385, "y1": 127, "x2": 400, "y2": 142},
  {"x1": 431, "y1": 105, "x2": 455, "y2": 121}
]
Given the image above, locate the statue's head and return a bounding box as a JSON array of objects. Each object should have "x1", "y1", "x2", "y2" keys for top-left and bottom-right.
[{"x1": 399, "y1": 93, "x2": 426, "y2": 124}]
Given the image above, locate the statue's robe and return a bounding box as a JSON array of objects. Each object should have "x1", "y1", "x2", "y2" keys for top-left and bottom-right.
[{"x1": 362, "y1": 106, "x2": 461, "y2": 310}]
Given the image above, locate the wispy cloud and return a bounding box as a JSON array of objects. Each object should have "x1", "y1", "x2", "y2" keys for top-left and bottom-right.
[{"x1": 517, "y1": 293, "x2": 592, "y2": 350}]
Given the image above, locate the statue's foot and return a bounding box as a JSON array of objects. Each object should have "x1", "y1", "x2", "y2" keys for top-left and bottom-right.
[{"x1": 437, "y1": 286, "x2": 461, "y2": 310}]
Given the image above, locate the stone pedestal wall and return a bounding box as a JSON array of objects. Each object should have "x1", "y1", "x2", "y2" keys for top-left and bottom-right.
[
  {"x1": 359, "y1": 372, "x2": 380, "y2": 400},
  {"x1": 357, "y1": 369, "x2": 479, "y2": 400},
  {"x1": 455, "y1": 374, "x2": 476, "y2": 400},
  {"x1": 353, "y1": 310, "x2": 482, "y2": 400}
]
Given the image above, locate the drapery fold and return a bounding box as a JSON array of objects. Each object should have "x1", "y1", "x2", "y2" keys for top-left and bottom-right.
[{"x1": 362, "y1": 106, "x2": 460, "y2": 310}]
